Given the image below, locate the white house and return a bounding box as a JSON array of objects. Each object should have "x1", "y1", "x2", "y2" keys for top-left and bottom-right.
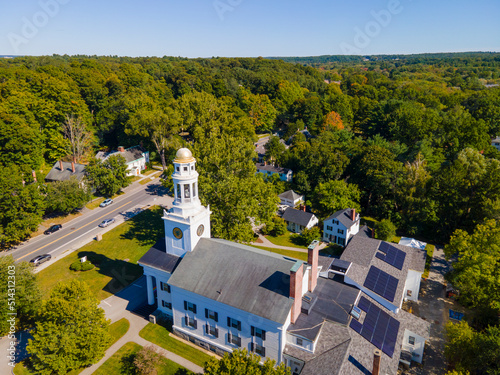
[
  {"x1": 323, "y1": 208, "x2": 360, "y2": 246},
  {"x1": 492, "y1": 136, "x2": 500, "y2": 151},
  {"x1": 278, "y1": 190, "x2": 304, "y2": 208},
  {"x1": 282, "y1": 207, "x2": 318, "y2": 234},
  {"x1": 256, "y1": 162, "x2": 293, "y2": 182},
  {"x1": 96, "y1": 145, "x2": 149, "y2": 176},
  {"x1": 138, "y1": 148, "x2": 430, "y2": 375}
]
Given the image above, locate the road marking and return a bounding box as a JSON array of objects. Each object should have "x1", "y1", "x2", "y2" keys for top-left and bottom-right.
[
  {"x1": 17, "y1": 200, "x2": 133, "y2": 261},
  {"x1": 47, "y1": 227, "x2": 98, "y2": 255}
]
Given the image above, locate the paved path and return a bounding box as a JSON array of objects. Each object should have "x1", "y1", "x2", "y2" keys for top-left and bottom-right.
[
  {"x1": 80, "y1": 312, "x2": 203, "y2": 375},
  {"x1": 250, "y1": 234, "x2": 327, "y2": 253},
  {"x1": 413, "y1": 246, "x2": 449, "y2": 375}
]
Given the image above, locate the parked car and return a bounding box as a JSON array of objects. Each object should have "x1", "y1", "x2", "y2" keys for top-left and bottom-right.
[
  {"x1": 30, "y1": 254, "x2": 52, "y2": 266},
  {"x1": 100, "y1": 198, "x2": 113, "y2": 207},
  {"x1": 99, "y1": 218, "x2": 115, "y2": 228},
  {"x1": 44, "y1": 224, "x2": 62, "y2": 235}
]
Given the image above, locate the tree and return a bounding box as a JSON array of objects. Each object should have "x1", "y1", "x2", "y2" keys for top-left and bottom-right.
[
  {"x1": 264, "y1": 136, "x2": 286, "y2": 165},
  {"x1": 85, "y1": 155, "x2": 130, "y2": 197},
  {"x1": 312, "y1": 180, "x2": 360, "y2": 218},
  {"x1": 300, "y1": 226, "x2": 321, "y2": 245},
  {"x1": 375, "y1": 219, "x2": 396, "y2": 241},
  {"x1": 263, "y1": 216, "x2": 287, "y2": 237},
  {"x1": 0, "y1": 165, "x2": 45, "y2": 248},
  {"x1": 27, "y1": 280, "x2": 111, "y2": 374},
  {"x1": 238, "y1": 87, "x2": 277, "y2": 133},
  {"x1": 204, "y1": 348, "x2": 290, "y2": 375},
  {"x1": 62, "y1": 114, "x2": 93, "y2": 163},
  {"x1": 45, "y1": 178, "x2": 91, "y2": 214},
  {"x1": 444, "y1": 220, "x2": 500, "y2": 310},
  {"x1": 322, "y1": 111, "x2": 344, "y2": 131},
  {"x1": 0, "y1": 256, "x2": 42, "y2": 335},
  {"x1": 134, "y1": 345, "x2": 161, "y2": 375},
  {"x1": 445, "y1": 321, "x2": 500, "y2": 374}
]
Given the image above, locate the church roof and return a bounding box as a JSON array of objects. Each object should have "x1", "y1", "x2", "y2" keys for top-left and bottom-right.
[
  {"x1": 138, "y1": 240, "x2": 181, "y2": 273},
  {"x1": 168, "y1": 238, "x2": 296, "y2": 324}
]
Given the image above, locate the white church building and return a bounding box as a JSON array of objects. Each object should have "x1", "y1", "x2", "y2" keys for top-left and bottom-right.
[{"x1": 138, "y1": 148, "x2": 430, "y2": 375}]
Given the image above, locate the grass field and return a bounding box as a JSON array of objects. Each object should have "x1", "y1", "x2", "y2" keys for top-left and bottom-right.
[
  {"x1": 139, "y1": 323, "x2": 213, "y2": 368},
  {"x1": 248, "y1": 244, "x2": 308, "y2": 262},
  {"x1": 264, "y1": 232, "x2": 308, "y2": 249},
  {"x1": 36, "y1": 206, "x2": 164, "y2": 300},
  {"x1": 94, "y1": 342, "x2": 193, "y2": 375},
  {"x1": 139, "y1": 171, "x2": 162, "y2": 185},
  {"x1": 13, "y1": 318, "x2": 131, "y2": 375}
]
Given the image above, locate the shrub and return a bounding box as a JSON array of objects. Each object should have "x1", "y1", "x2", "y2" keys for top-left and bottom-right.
[
  {"x1": 375, "y1": 219, "x2": 396, "y2": 241},
  {"x1": 70, "y1": 260, "x2": 95, "y2": 272}
]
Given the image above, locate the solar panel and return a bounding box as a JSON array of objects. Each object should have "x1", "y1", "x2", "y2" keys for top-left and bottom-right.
[
  {"x1": 350, "y1": 319, "x2": 363, "y2": 333},
  {"x1": 375, "y1": 243, "x2": 407, "y2": 270},
  {"x1": 358, "y1": 297, "x2": 370, "y2": 312},
  {"x1": 349, "y1": 296, "x2": 400, "y2": 358},
  {"x1": 363, "y1": 266, "x2": 399, "y2": 302}
]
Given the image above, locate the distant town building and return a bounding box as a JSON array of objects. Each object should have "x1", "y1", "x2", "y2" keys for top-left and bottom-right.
[
  {"x1": 281, "y1": 207, "x2": 318, "y2": 234},
  {"x1": 45, "y1": 160, "x2": 86, "y2": 185},
  {"x1": 323, "y1": 208, "x2": 360, "y2": 247},
  {"x1": 255, "y1": 162, "x2": 293, "y2": 182},
  {"x1": 278, "y1": 190, "x2": 304, "y2": 208},
  {"x1": 96, "y1": 145, "x2": 149, "y2": 176}
]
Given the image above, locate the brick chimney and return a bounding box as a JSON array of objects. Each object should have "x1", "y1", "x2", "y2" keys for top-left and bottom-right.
[
  {"x1": 118, "y1": 146, "x2": 125, "y2": 152},
  {"x1": 351, "y1": 208, "x2": 356, "y2": 221},
  {"x1": 289, "y1": 261, "x2": 303, "y2": 324},
  {"x1": 59, "y1": 160, "x2": 63, "y2": 171},
  {"x1": 71, "y1": 161, "x2": 75, "y2": 173},
  {"x1": 301, "y1": 205, "x2": 306, "y2": 212},
  {"x1": 32, "y1": 170, "x2": 37, "y2": 182},
  {"x1": 308, "y1": 242, "x2": 319, "y2": 293},
  {"x1": 373, "y1": 349, "x2": 381, "y2": 375}
]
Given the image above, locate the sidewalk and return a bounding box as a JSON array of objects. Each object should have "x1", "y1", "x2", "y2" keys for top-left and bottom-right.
[{"x1": 79, "y1": 312, "x2": 203, "y2": 375}]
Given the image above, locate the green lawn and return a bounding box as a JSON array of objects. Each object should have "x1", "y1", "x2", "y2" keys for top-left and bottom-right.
[
  {"x1": 37, "y1": 206, "x2": 164, "y2": 300},
  {"x1": 86, "y1": 196, "x2": 106, "y2": 210},
  {"x1": 13, "y1": 319, "x2": 131, "y2": 375},
  {"x1": 319, "y1": 244, "x2": 344, "y2": 257},
  {"x1": 423, "y1": 244, "x2": 435, "y2": 279},
  {"x1": 139, "y1": 171, "x2": 162, "y2": 184},
  {"x1": 139, "y1": 323, "x2": 213, "y2": 368},
  {"x1": 264, "y1": 232, "x2": 308, "y2": 249},
  {"x1": 248, "y1": 245, "x2": 308, "y2": 262},
  {"x1": 94, "y1": 342, "x2": 193, "y2": 375}
]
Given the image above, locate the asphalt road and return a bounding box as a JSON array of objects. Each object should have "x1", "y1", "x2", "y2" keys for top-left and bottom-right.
[{"x1": 5, "y1": 179, "x2": 173, "y2": 265}]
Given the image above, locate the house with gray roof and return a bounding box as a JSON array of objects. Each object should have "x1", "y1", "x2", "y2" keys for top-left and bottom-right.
[
  {"x1": 96, "y1": 145, "x2": 149, "y2": 176},
  {"x1": 282, "y1": 207, "x2": 318, "y2": 234},
  {"x1": 138, "y1": 148, "x2": 430, "y2": 375},
  {"x1": 256, "y1": 162, "x2": 293, "y2": 182},
  {"x1": 323, "y1": 208, "x2": 360, "y2": 246},
  {"x1": 45, "y1": 160, "x2": 86, "y2": 184},
  {"x1": 279, "y1": 190, "x2": 304, "y2": 207}
]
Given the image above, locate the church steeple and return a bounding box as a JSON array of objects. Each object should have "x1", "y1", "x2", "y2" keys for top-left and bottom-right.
[{"x1": 163, "y1": 148, "x2": 211, "y2": 257}]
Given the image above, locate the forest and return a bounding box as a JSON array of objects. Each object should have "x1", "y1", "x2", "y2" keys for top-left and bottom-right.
[{"x1": 1, "y1": 52, "x2": 500, "y2": 373}]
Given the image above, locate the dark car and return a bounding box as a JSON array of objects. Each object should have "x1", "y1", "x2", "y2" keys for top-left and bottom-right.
[
  {"x1": 30, "y1": 254, "x2": 52, "y2": 266},
  {"x1": 99, "y1": 218, "x2": 115, "y2": 228},
  {"x1": 44, "y1": 224, "x2": 62, "y2": 235}
]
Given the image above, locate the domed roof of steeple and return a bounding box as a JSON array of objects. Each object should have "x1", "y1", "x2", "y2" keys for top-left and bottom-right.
[{"x1": 174, "y1": 148, "x2": 195, "y2": 163}]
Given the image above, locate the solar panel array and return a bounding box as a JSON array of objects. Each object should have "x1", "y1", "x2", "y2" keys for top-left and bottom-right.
[
  {"x1": 349, "y1": 296, "x2": 400, "y2": 358},
  {"x1": 363, "y1": 266, "x2": 399, "y2": 302},
  {"x1": 376, "y1": 242, "x2": 406, "y2": 270}
]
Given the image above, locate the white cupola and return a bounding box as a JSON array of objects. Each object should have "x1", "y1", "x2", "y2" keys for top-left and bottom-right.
[{"x1": 163, "y1": 148, "x2": 211, "y2": 257}]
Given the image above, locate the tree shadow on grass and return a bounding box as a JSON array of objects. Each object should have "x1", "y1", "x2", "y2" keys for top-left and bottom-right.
[
  {"x1": 77, "y1": 251, "x2": 143, "y2": 296},
  {"x1": 120, "y1": 353, "x2": 137, "y2": 375},
  {"x1": 120, "y1": 206, "x2": 164, "y2": 246}
]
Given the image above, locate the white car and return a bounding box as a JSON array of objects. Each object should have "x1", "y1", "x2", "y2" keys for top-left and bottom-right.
[
  {"x1": 100, "y1": 198, "x2": 113, "y2": 207},
  {"x1": 99, "y1": 218, "x2": 115, "y2": 228}
]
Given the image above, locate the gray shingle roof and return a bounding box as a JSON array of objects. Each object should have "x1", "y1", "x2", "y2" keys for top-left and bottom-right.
[
  {"x1": 138, "y1": 240, "x2": 181, "y2": 273},
  {"x1": 278, "y1": 190, "x2": 303, "y2": 201},
  {"x1": 255, "y1": 162, "x2": 291, "y2": 174},
  {"x1": 167, "y1": 238, "x2": 296, "y2": 324},
  {"x1": 96, "y1": 145, "x2": 147, "y2": 164},
  {"x1": 325, "y1": 208, "x2": 358, "y2": 228},
  {"x1": 44, "y1": 161, "x2": 86, "y2": 182},
  {"x1": 282, "y1": 207, "x2": 317, "y2": 227},
  {"x1": 340, "y1": 235, "x2": 426, "y2": 306}
]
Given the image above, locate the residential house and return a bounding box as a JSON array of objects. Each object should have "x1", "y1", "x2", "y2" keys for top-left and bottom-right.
[
  {"x1": 282, "y1": 207, "x2": 318, "y2": 234},
  {"x1": 96, "y1": 145, "x2": 149, "y2": 176},
  {"x1": 278, "y1": 190, "x2": 304, "y2": 208},
  {"x1": 138, "y1": 148, "x2": 430, "y2": 375},
  {"x1": 45, "y1": 160, "x2": 86, "y2": 185},
  {"x1": 256, "y1": 162, "x2": 293, "y2": 182},
  {"x1": 323, "y1": 208, "x2": 360, "y2": 246},
  {"x1": 492, "y1": 136, "x2": 500, "y2": 151}
]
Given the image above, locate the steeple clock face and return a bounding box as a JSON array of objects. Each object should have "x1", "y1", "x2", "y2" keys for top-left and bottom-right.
[
  {"x1": 173, "y1": 227, "x2": 183, "y2": 239},
  {"x1": 197, "y1": 224, "x2": 204, "y2": 236}
]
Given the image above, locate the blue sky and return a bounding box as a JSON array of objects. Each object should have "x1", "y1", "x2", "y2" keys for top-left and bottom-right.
[{"x1": 1, "y1": 0, "x2": 499, "y2": 57}]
